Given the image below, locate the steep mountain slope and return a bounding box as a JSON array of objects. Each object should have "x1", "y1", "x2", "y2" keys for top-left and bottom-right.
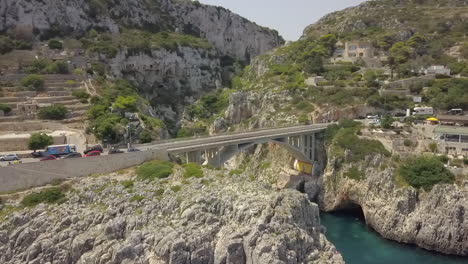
[
  {"x1": 0, "y1": 0, "x2": 284, "y2": 139},
  {"x1": 304, "y1": 0, "x2": 468, "y2": 41},
  {"x1": 0, "y1": 0, "x2": 283, "y2": 61}
]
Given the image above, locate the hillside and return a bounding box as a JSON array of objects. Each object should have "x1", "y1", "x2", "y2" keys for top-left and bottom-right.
[
  {"x1": 0, "y1": 0, "x2": 284, "y2": 143},
  {"x1": 178, "y1": 0, "x2": 468, "y2": 136}
]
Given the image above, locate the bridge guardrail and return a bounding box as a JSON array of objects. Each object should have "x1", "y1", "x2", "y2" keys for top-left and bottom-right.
[{"x1": 136, "y1": 123, "x2": 330, "y2": 148}]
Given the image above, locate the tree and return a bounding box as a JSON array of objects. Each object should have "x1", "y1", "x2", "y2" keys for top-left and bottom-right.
[
  {"x1": 398, "y1": 156, "x2": 454, "y2": 191},
  {"x1": 28, "y1": 133, "x2": 53, "y2": 151},
  {"x1": 48, "y1": 39, "x2": 63, "y2": 50},
  {"x1": 407, "y1": 33, "x2": 428, "y2": 56},
  {"x1": 139, "y1": 131, "x2": 152, "y2": 143},
  {"x1": 380, "y1": 115, "x2": 394, "y2": 129},
  {"x1": 319, "y1": 34, "x2": 337, "y2": 55},
  {"x1": 20, "y1": 75, "x2": 45, "y2": 91},
  {"x1": 0, "y1": 36, "x2": 15, "y2": 54},
  {"x1": 390, "y1": 42, "x2": 412, "y2": 64},
  {"x1": 38, "y1": 104, "x2": 68, "y2": 120},
  {"x1": 112, "y1": 96, "x2": 138, "y2": 112}
]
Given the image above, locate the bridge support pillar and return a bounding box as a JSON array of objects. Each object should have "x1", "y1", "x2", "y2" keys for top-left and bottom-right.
[
  {"x1": 185, "y1": 150, "x2": 202, "y2": 164},
  {"x1": 204, "y1": 148, "x2": 220, "y2": 167}
]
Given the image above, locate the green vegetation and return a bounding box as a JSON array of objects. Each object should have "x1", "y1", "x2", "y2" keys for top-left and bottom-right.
[
  {"x1": 85, "y1": 79, "x2": 161, "y2": 142},
  {"x1": 0, "y1": 35, "x2": 32, "y2": 54},
  {"x1": 48, "y1": 39, "x2": 63, "y2": 50},
  {"x1": 182, "y1": 163, "x2": 203, "y2": 178},
  {"x1": 188, "y1": 89, "x2": 232, "y2": 119},
  {"x1": 139, "y1": 131, "x2": 152, "y2": 143},
  {"x1": 121, "y1": 180, "x2": 134, "y2": 189},
  {"x1": 229, "y1": 169, "x2": 244, "y2": 176},
  {"x1": 72, "y1": 90, "x2": 91, "y2": 100},
  {"x1": 326, "y1": 119, "x2": 390, "y2": 163},
  {"x1": 112, "y1": 96, "x2": 138, "y2": 112},
  {"x1": 170, "y1": 185, "x2": 182, "y2": 192},
  {"x1": 20, "y1": 75, "x2": 45, "y2": 91},
  {"x1": 136, "y1": 160, "x2": 174, "y2": 181},
  {"x1": 0, "y1": 35, "x2": 15, "y2": 54},
  {"x1": 0, "y1": 103, "x2": 12, "y2": 114},
  {"x1": 38, "y1": 104, "x2": 68, "y2": 120},
  {"x1": 398, "y1": 156, "x2": 455, "y2": 191},
  {"x1": 21, "y1": 187, "x2": 67, "y2": 207},
  {"x1": 345, "y1": 166, "x2": 365, "y2": 180},
  {"x1": 28, "y1": 132, "x2": 53, "y2": 151},
  {"x1": 424, "y1": 79, "x2": 468, "y2": 110},
  {"x1": 26, "y1": 59, "x2": 69, "y2": 74},
  {"x1": 81, "y1": 29, "x2": 212, "y2": 58},
  {"x1": 130, "y1": 195, "x2": 145, "y2": 202}
]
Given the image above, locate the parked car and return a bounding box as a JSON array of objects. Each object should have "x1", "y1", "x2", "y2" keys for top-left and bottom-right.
[
  {"x1": 31, "y1": 151, "x2": 46, "y2": 158},
  {"x1": 109, "y1": 148, "x2": 124, "y2": 155},
  {"x1": 84, "y1": 151, "x2": 101, "y2": 157},
  {"x1": 62, "y1": 152, "x2": 82, "y2": 159},
  {"x1": 0, "y1": 154, "x2": 20, "y2": 161},
  {"x1": 40, "y1": 155, "x2": 57, "y2": 161},
  {"x1": 127, "y1": 147, "x2": 141, "y2": 152},
  {"x1": 84, "y1": 145, "x2": 103, "y2": 155}
]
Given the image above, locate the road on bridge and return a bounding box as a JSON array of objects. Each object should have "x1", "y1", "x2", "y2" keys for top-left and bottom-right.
[{"x1": 142, "y1": 124, "x2": 329, "y2": 153}]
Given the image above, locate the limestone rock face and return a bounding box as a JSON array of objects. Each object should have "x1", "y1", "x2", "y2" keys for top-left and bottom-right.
[
  {"x1": 0, "y1": 169, "x2": 343, "y2": 264},
  {"x1": 108, "y1": 47, "x2": 222, "y2": 121},
  {"x1": 319, "y1": 154, "x2": 468, "y2": 256},
  {"x1": 0, "y1": 0, "x2": 283, "y2": 62}
]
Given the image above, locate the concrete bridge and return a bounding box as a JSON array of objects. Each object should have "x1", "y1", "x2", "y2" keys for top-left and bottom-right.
[{"x1": 146, "y1": 124, "x2": 328, "y2": 167}]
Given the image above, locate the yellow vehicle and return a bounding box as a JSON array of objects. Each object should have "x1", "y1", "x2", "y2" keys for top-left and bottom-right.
[{"x1": 294, "y1": 160, "x2": 313, "y2": 175}]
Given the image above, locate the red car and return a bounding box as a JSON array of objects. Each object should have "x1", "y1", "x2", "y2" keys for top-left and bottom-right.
[
  {"x1": 84, "y1": 151, "x2": 101, "y2": 157},
  {"x1": 40, "y1": 155, "x2": 57, "y2": 161}
]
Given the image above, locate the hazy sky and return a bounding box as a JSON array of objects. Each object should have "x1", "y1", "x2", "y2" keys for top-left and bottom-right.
[{"x1": 198, "y1": 0, "x2": 368, "y2": 41}]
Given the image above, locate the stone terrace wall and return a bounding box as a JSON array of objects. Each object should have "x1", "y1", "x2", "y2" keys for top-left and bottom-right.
[{"x1": 0, "y1": 150, "x2": 169, "y2": 193}]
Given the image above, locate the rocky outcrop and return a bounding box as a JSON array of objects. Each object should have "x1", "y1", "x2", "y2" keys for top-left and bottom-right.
[
  {"x1": 109, "y1": 47, "x2": 222, "y2": 122},
  {"x1": 0, "y1": 167, "x2": 344, "y2": 264},
  {"x1": 0, "y1": 0, "x2": 283, "y2": 62},
  {"x1": 319, "y1": 154, "x2": 468, "y2": 256}
]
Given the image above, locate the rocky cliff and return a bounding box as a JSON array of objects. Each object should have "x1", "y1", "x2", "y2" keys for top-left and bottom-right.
[
  {"x1": 0, "y1": 166, "x2": 343, "y2": 264},
  {"x1": 0, "y1": 0, "x2": 283, "y2": 62},
  {"x1": 319, "y1": 154, "x2": 468, "y2": 256}
]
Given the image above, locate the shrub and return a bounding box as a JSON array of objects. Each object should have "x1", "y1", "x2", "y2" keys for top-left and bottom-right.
[
  {"x1": 45, "y1": 60, "x2": 69, "y2": 74},
  {"x1": 398, "y1": 156, "x2": 455, "y2": 191},
  {"x1": 0, "y1": 103, "x2": 12, "y2": 114},
  {"x1": 121, "y1": 180, "x2": 134, "y2": 189},
  {"x1": 403, "y1": 139, "x2": 413, "y2": 147},
  {"x1": 298, "y1": 113, "x2": 309, "y2": 124},
  {"x1": 182, "y1": 163, "x2": 203, "y2": 178},
  {"x1": 229, "y1": 169, "x2": 243, "y2": 176},
  {"x1": 0, "y1": 36, "x2": 15, "y2": 54},
  {"x1": 20, "y1": 75, "x2": 45, "y2": 91},
  {"x1": 21, "y1": 187, "x2": 66, "y2": 207},
  {"x1": 72, "y1": 90, "x2": 91, "y2": 100},
  {"x1": 428, "y1": 142, "x2": 438, "y2": 153},
  {"x1": 139, "y1": 131, "x2": 152, "y2": 143},
  {"x1": 137, "y1": 160, "x2": 174, "y2": 181},
  {"x1": 345, "y1": 166, "x2": 365, "y2": 180},
  {"x1": 437, "y1": 155, "x2": 449, "y2": 164},
  {"x1": 463, "y1": 158, "x2": 468, "y2": 165},
  {"x1": 170, "y1": 185, "x2": 182, "y2": 192},
  {"x1": 48, "y1": 39, "x2": 63, "y2": 50},
  {"x1": 38, "y1": 104, "x2": 68, "y2": 120},
  {"x1": 129, "y1": 195, "x2": 145, "y2": 202},
  {"x1": 112, "y1": 95, "x2": 137, "y2": 112},
  {"x1": 28, "y1": 132, "x2": 53, "y2": 151}
]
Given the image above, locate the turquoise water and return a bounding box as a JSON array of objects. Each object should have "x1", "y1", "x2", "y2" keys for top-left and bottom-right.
[{"x1": 321, "y1": 211, "x2": 468, "y2": 264}]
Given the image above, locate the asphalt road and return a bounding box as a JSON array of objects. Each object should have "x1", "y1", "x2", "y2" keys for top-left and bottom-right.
[
  {"x1": 144, "y1": 123, "x2": 329, "y2": 153},
  {"x1": 1, "y1": 124, "x2": 330, "y2": 167}
]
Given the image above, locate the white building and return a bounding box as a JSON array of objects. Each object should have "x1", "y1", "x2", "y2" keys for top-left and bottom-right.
[{"x1": 423, "y1": 65, "x2": 451, "y2": 76}]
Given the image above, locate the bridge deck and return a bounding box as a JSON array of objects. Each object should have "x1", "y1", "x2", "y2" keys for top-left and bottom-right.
[{"x1": 147, "y1": 124, "x2": 328, "y2": 153}]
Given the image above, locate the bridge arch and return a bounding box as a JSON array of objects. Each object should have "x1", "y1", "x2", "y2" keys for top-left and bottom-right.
[{"x1": 181, "y1": 134, "x2": 318, "y2": 168}]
